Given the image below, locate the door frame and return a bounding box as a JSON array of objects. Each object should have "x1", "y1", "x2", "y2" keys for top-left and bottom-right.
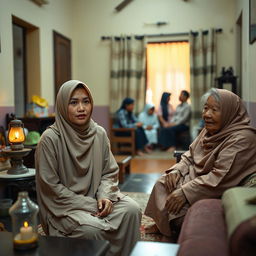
[{"x1": 53, "y1": 31, "x2": 72, "y2": 101}]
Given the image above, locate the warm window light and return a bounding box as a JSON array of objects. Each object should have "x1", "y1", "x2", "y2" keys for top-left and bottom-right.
[
  {"x1": 8, "y1": 120, "x2": 25, "y2": 150},
  {"x1": 146, "y1": 42, "x2": 190, "y2": 109}
]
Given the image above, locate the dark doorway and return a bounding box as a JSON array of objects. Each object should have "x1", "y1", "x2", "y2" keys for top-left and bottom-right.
[
  {"x1": 53, "y1": 31, "x2": 72, "y2": 100},
  {"x1": 12, "y1": 16, "x2": 40, "y2": 118},
  {"x1": 12, "y1": 23, "x2": 27, "y2": 117}
]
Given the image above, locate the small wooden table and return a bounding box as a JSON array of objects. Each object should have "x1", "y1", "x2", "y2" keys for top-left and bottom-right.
[{"x1": 114, "y1": 155, "x2": 132, "y2": 183}]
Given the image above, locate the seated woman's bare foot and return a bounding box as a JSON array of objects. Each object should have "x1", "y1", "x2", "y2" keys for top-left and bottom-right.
[
  {"x1": 144, "y1": 145, "x2": 153, "y2": 154},
  {"x1": 144, "y1": 223, "x2": 160, "y2": 234},
  {"x1": 137, "y1": 150, "x2": 145, "y2": 156},
  {"x1": 166, "y1": 146, "x2": 176, "y2": 153}
]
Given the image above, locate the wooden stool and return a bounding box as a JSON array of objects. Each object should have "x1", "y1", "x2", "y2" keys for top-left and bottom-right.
[{"x1": 114, "y1": 155, "x2": 132, "y2": 183}]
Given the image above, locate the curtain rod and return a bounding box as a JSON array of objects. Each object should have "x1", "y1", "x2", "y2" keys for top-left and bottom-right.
[{"x1": 101, "y1": 28, "x2": 222, "y2": 40}]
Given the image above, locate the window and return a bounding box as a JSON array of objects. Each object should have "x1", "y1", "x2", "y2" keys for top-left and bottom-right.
[{"x1": 146, "y1": 41, "x2": 190, "y2": 109}]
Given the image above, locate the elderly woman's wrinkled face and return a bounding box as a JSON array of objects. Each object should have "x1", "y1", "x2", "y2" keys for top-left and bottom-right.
[
  {"x1": 68, "y1": 87, "x2": 92, "y2": 126},
  {"x1": 202, "y1": 95, "x2": 221, "y2": 135}
]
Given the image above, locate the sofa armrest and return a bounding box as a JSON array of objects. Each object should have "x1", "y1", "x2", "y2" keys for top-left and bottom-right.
[
  {"x1": 177, "y1": 199, "x2": 229, "y2": 256},
  {"x1": 222, "y1": 187, "x2": 256, "y2": 256}
]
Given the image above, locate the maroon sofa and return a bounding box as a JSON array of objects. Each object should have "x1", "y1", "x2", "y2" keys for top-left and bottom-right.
[
  {"x1": 177, "y1": 189, "x2": 256, "y2": 256},
  {"x1": 178, "y1": 199, "x2": 229, "y2": 256}
]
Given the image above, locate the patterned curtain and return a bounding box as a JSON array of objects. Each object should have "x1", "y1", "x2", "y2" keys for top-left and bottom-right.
[
  {"x1": 189, "y1": 29, "x2": 217, "y2": 124},
  {"x1": 109, "y1": 36, "x2": 146, "y2": 115}
]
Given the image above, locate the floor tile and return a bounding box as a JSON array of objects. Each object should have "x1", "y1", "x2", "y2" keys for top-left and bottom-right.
[{"x1": 119, "y1": 173, "x2": 161, "y2": 193}]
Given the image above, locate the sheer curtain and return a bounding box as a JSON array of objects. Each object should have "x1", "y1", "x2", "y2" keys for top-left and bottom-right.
[
  {"x1": 109, "y1": 36, "x2": 146, "y2": 114},
  {"x1": 146, "y1": 41, "x2": 190, "y2": 109},
  {"x1": 189, "y1": 29, "x2": 217, "y2": 124}
]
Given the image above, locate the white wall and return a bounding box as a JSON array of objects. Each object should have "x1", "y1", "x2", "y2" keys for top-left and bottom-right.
[
  {"x1": 0, "y1": 0, "x2": 237, "y2": 109},
  {"x1": 235, "y1": 0, "x2": 256, "y2": 102},
  {"x1": 0, "y1": 0, "x2": 74, "y2": 107},
  {"x1": 72, "y1": 0, "x2": 236, "y2": 106}
]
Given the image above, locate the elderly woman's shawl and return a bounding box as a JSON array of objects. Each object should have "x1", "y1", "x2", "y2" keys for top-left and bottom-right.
[
  {"x1": 175, "y1": 89, "x2": 256, "y2": 204},
  {"x1": 35, "y1": 80, "x2": 123, "y2": 235},
  {"x1": 145, "y1": 89, "x2": 256, "y2": 236}
]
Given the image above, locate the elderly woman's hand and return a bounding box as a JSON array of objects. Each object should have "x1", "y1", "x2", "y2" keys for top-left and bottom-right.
[
  {"x1": 165, "y1": 170, "x2": 181, "y2": 193},
  {"x1": 96, "y1": 199, "x2": 113, "y2": 217},
  {"x1": 165, "y1": 188, "x2": 187, "y2": 215}
]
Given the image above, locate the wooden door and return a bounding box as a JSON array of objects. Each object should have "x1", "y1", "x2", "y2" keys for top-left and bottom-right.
[{"x1": 53, "y1": 31, "x2": 71, "y2": 100}]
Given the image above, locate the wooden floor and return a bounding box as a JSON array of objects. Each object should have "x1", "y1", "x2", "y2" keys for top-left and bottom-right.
[
  {"x1": 120, "y1": 157, "x2": 177, "y2": 193},
  {"x1": 130, "y1": 158, "x2": 176, "y2": 174},
  {"x1": 118, "y1": 151, "x2": 178, "y2": 193}
]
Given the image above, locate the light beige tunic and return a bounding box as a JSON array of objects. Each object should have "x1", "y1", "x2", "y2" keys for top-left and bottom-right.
[
  {"x1": 145, "y1": 89, "x2": 256, "y2": 237},
  {"x1": 35, "y1": 80, "x2": 141, "y2": 256}
]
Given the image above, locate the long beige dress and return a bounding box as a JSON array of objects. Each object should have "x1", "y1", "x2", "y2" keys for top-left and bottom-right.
[
  {"x1": 145, "y1": 89, "x2": 256, "y2": 237},
  {"x1": 35, "y1": 80, "x2": 141, "y2": 256}
]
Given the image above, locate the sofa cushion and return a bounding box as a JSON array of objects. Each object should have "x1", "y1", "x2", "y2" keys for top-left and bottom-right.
[
  {"x1": 222, "y1": 187, "x2": 256, "y2": 256},
  {"x1": 222, "y1": 187, "x2": 256, "y2": 238},
  {"x1": 177, "y1": 199, "x2": 229, "y2": 256}
]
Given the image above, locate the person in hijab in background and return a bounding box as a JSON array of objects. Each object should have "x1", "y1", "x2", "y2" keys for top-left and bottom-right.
[
  {"x1": 138, "y1": 103, "x2": 160, "y2": 149},
  {"x1": 115, "y1": 97, "x2": 151, "y2": 156},
  {"x1": 144, "y1": 88, "x2": 256, "y2": 240},
  {"x1": 157, "y1": 92, "x2": 175, "y2": 127},
  {"x1": 35, "y1": 80, "x2": 141, "y2": 256}
]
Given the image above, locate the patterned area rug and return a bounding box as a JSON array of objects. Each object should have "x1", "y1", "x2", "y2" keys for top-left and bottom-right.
[{"x1": 123, "y1": 191, "x2": 173, "y2": 242}]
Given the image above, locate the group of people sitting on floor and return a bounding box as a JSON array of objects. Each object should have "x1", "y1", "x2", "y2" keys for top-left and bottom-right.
[
  {"x1": 34, "y1": 80, "x2": 256, "y2": 256},
  {"x1": 115, "y1": 90, "x2": 191, "y2": 156}
]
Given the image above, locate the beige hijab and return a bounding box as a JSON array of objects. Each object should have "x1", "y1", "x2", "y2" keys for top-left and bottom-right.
[
  {"x1": 50, "y1": 80, "x2": 97, "y2": 179},
  {"x1": 184, "y1": 88, "x2": 256, "y2": 182},
  {"x1": 173, "y1": 89, "x2": 256, "y2": 204},
  {"x1": 198, "y1": 89, "x2": 256, "y2": 152},
  {"x1": 36, "y1": 80, "x2": 122, "y2": 234}
]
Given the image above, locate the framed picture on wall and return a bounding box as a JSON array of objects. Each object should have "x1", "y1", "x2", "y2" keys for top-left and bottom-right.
[{"x1": 250, "y1": 0, "x2": 256, "y2": 44}]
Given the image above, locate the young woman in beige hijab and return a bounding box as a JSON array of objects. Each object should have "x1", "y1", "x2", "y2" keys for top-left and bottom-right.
[
  {"x1": 35, "y1": 80, "x2": 141, "y2": 256},
  {"x1": 144, "y1": 88, "x2": 256, "y2": 239}
]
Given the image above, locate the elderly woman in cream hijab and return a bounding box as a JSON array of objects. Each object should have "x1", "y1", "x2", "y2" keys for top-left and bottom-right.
[
  {"x1": 145, "y1": 88, "x2": 256, "y2": 239},
  {"x1": 35, "y1": 80, "x2": 141, "y2": 256}
]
